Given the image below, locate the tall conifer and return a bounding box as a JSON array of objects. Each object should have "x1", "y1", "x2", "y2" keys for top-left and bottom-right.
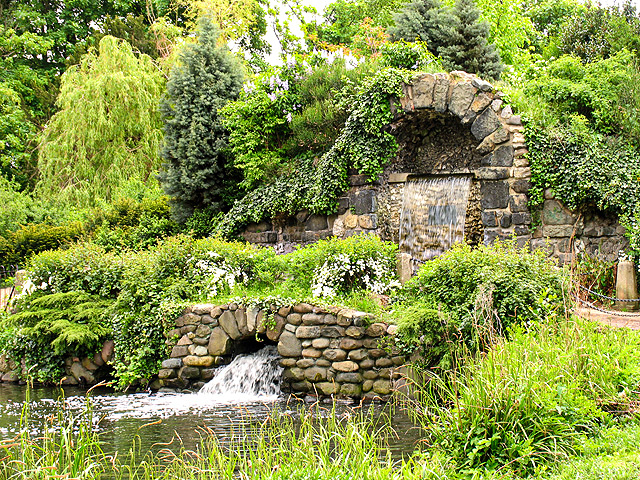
[{"x1": 158, "y1": 18, "x2": 244, "y2": 222}]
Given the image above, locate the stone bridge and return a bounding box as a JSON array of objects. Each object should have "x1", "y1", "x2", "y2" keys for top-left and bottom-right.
[{"x1": 159, "y1": 302, "x2": 404, "y2": 399}]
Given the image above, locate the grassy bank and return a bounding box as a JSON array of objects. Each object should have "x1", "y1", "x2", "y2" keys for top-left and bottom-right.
[{"x1": 2, "y1": 316, "x2": 639, "y2": 480}]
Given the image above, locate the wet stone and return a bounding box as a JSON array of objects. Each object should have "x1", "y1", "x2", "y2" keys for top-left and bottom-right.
[
  {"x1": 336, "y1": 372, "x2": 362, "y2": 383},
  {"x1": 340, "y1": 383, "x2": 362, "y2": 397},
  {"x1": 305, "y1": 367, "x2": 328, "y2": 382}
]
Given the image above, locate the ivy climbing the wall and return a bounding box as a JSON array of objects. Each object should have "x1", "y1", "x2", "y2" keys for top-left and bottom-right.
[{"x1": 214, "y1": 67, "x2": 408, "y2": 237}]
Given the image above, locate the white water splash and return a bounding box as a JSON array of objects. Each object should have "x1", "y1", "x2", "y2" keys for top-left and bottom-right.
[
  {"x1": 399, "y1": 176, "x2": 471, "y2": 265},
  {"x1": 199, "y1": 345, "x2": 283, "y2": 402}
]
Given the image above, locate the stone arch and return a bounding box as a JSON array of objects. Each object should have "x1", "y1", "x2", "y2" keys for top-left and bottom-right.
[{"x1": 369, "y1": 71, "x2": 532, "y2": 256}]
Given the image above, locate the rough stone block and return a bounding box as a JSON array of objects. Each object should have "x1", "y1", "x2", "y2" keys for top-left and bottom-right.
[
  {"x1": 235, "y1": 308, "x2": 249, "y2": 336},
  {"x1": 207, "y1": 328, "x2": 231, "y2": 356},
  {"x1": 471, "y1": 92, "x2": 493, "y2": 112},
  {"x1": 184, "y1": 355, "x2": 214, "y2": 367},
  {"x1": 176, "y1": 334, "x2": 193, "y2": 346},
  {"x1": 449, "y1": 82, "x2": 476, "y2": 118},
  {"x1": 296, "y1": 326, "x2": 321, "y2": 339},
  {"x1": 171, "y1": 345, "x2": 189, "y2": 358},
  {"x1": 339, "y1": 337, "x2": 363, "y2": 350},
  {"x1": 302, "y1": 348, "x2": 322, "y2": 358},
  {"x1": 305, "y1": 367, "x2": 328, "y2": 382},
  {"x1": 481, "y1": 181, "x2": 509, "y2": 209},
  {"x1": 293, "y1": 303, "x2": 314, "y2": 314},
  {"x1": 266, "y1": 314, "x2": 286, "y2": 342},
  {"x1": 512, "y1": 212, "x2": 532, "y2": 225},
  {"x1": 312, "y1": 338, "x2": 330, "y2": 349},
  {"x1": 348, "y1": 349, "x2": 369, "y2": 361},
  {"x1": 178, "y1": 366, "x2": 200, "y2": 380},
  {"x1": 284, "y1": 367, "x2": 305, "y2": 382},
  {"x1": 365, "y1": 323, "x2": 387, "y2": 337},
  {"x1": 362, "y1": 370, "x2": 378, "y2": 380},
  {"x1": 492, "y1": 127, "x2": 509, "y2": 144},
  {"x1": 543, "y1": 225, "x2": 574, "y2": 237},
  {"x1": 360, "y1": 359, "x2": 375, "y2": 369},
  {"x1": 350, "y1": 190, "x2": 376, "y2": 215},
  {"x1": 323, "y1": 349, "x2": 347, "y2": 361},
  {"x1": 472, "y1": 77, "x2": 493, "y2": 92},
  {"x1": 433, "y1": 74, "x2": 450, "y2": 112},
  {"x1": 219, "y1": 311, "x2": 241, "y2": 340},
  {"x1": 176, "y1": 313, "x2": 200, "y2": 327},
  {"x1": 493, "y1": 145, "x2": 514, "y2": 166},
  {"x1": 302, "y1": 313, "x2": 324, "y2": 325},
  {"x1": 196, "y1": 324, "x2": 211, "y2": 337},
  {"x1": 306, "y1": 215, "x2": 328, "y2": 231},
  {"x1": 476, "y1": 168, "x2": 509, "y2": 180},
  {"x1": 511, "y1": 179, "x2": 532, "y2": 194},
  {"x1": 287, "y1": 313, "x2": 302, "y2": 325},
  {"x1": 471, "y1": 108, "x2": 501, "y2": 140},
  {"x1": 543, "y1": 200, "x2": 577, "y2": 225},
  {"x1": 358, "y1": 214, "x2": 378, "y2": 230},
  {"x1": 320, "y1": 326, "x2": 345, "y2": 338},
  {"x1": 412, "y1": 74, "x2": 436, "y2": 109},
  {"x1": 340, "y1": 383, "x2": 362, "y2": 397},
  {"x1": 333, "y1": 361, "x2": 359, "y2": 372},
  {"x1": 297, "y1": 358, "x2": 315, "y2": 368},
  {"x1": 481, "y1": 211, "x2": 498, "y2": 227},
  {"x1": 316, "y1": 382, "x2": 340, "y2": 395},
  {"x1": 376, "y1": 358, "x2": 394, "y2": 368},
  {"x1": 345, "y1": 326, "x2": 364, "y2": 338},
  {"x1": 158, "y1": 369, "x2": 176, "y2": 379},
  {"x1": 500, "y1": 213, "x2": 512, "y2": 228},
  {"x1": 368, "y1": 349, "x2": 387, "y2": 359},
  {"x1": 278, "y1": 331, "x2": 303, "y2": 357}
]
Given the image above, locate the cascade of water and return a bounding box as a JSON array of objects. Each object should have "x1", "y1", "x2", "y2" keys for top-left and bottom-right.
[
  {"x1": 199, "y1": 345, "x2": 282, "y2": 400},
  {"x1": 399, "y1": 176, "x2": 471, "y2": 265}
]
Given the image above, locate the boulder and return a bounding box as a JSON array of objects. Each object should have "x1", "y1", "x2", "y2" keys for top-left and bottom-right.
[{"x1": 208, "y1": 328, "x2": 231, "y2": 356}]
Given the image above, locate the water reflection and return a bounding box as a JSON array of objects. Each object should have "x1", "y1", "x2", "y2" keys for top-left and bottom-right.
[{"x1": 0, "y1": 384, "x2": 422, "y2": 459}]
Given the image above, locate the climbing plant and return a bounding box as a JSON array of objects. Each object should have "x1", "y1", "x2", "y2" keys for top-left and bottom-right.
[{"x1": 214, "y1": 67, "x2": 408, "y2": 237}]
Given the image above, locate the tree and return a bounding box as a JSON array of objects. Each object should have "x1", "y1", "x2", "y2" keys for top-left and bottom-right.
[
  {"x1": 36, "y1": 36, "x2": 165, "y2": 207},
  {"x1": 388, "y1": 0, "x2": 453, "y2": 54},
  {"x1": 439, "y1": 0, "x2": 503, "y2": 79},
  {"x1": 390, "y1": 0, "x2": 503, "y2": 79},
  {"x1": 158, "y1": 17, "x2": 244, "y2": 222}
]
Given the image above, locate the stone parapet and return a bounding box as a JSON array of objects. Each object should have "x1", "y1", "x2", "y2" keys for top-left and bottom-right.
[{"x1": 159, "y1": 302, "x2": 404, "y2": 400}]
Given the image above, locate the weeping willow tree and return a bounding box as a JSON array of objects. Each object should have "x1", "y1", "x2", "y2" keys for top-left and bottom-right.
[{"x1": 36, "y1": 36, "x2": 165, "y2": 207}]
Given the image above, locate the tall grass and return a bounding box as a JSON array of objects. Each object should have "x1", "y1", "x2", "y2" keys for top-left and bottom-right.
[{"x1": 402, "y1": 318, "x2": 640, "y2": 475}]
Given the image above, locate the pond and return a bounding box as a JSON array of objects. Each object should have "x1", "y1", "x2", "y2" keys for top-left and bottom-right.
[{"x1": 0, "y1": 384, "x2": 422, "y2": 461}]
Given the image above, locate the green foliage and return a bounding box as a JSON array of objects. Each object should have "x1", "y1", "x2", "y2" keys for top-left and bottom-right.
[
  {"x1": 396, "y1": 241, "x2": 567, "y2": 365},
  {"x1": 0, "y1": 222, "x2": 85, "y2": 267},
  {"x1": 407, "y1": 319, "x2": 640, "y2": 474},
  {"x1": 215, "y1": 67, "x2": 407, "y2": 237},
  {"x1": 2, "y1": 291, "x2": 112, "y2": 382},
  {"x1": 307, "y1": 0, "x2": 409, "y2": 48},
  {"x1": 37, "y1": 36, "x2": 166, "y2": 208},
  {"x1": 560, "y1": 2, "x2": 640, "y2": 63},
  {"x1": 158, "y1": 18, "x2": 245, "y2": 222},
  {"x1": 379, "y1": 41, "x2": 442, "y2": 71},
  {"x1": 390, "y1": 0, "x2": 504, "y2": 79}
]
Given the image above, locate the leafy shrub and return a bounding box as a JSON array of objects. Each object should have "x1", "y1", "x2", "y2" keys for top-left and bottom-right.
[
  {"x1": 215, "y1": 67, "x2": 407, "y2": 237},
  {"x1": 409, "y1": 319, "x2": 640, "y2": 474},
  {"x1": 2, "y1": 291, "x2": 113, "y2": 382},
  {"x1": 396, "y1": 241, "x2": 567, "y2": 365},
  {"x1": 26, "y1": 243, "x2": 125, "y2": 298},
  {"x1": 1, "y1": 222, "x2": 85, "y2": 266}
]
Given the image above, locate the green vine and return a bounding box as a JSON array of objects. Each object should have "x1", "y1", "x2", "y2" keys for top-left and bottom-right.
[
  {"x1": 526, "y1": 121, "x2": 640, "y2": 254},
  {"x1": 231, "y1": 295, "x2": 297, "y2": 333},
  {"x1": 214, "y1": 68, "x2": 408, "y2": 237}
]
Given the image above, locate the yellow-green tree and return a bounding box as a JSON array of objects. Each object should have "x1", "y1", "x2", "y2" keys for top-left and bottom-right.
[{"x1": 36, "y1": 36, "x2": 165, "y2": 207}]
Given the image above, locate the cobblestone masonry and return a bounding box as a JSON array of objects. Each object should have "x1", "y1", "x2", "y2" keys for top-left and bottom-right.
[
  {"x1": 159, "y1": 302, "x2": 404, "y2": 400},
  {"x1": 241, "y1": 71, "x2": 627, "y2": 264}
]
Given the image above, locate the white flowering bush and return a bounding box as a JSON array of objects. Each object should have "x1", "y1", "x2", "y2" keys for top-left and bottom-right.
[
  {"x1": 312, "y1": 252, "x2": 400, "y2": 298},
  {"x1": 190, "y1": 251, "x2": 249, "y2": 298}
]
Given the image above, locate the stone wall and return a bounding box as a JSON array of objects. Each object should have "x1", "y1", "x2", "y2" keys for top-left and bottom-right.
[
  {"x1": 238, "y1": 70, "x2": 628, "y2": 265},
  {"x1": 0, "y1": 340, "x2": 114, "y2": 386},
  {"x1": 532, "y1": 197, "x2": 628, "y2": 263},
  {"x1": 159, "y1": 302, "x2": 403, "y2": 399}
]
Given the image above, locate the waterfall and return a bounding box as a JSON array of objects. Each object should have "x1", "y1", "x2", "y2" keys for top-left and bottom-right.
[
  {"x1": 199, "y1": 345, "x2": 282, "y2": 401},
  {"x1": 399, "y1": 176, "x2": 471, "y2": 265}
]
